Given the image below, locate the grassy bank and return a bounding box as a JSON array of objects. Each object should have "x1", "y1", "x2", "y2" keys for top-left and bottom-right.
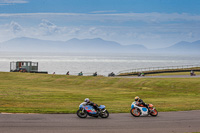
[
  {"x1": 146, "y1": 71, "x2": 200, "y2": 76},
  {"x1": 0, "y1": 72, "x2": 200, "y2": 113}
]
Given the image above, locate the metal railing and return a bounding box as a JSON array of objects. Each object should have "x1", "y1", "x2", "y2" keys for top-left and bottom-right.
[{"x1": 117, "y1": 64, "x2": 200, "y2": 75}]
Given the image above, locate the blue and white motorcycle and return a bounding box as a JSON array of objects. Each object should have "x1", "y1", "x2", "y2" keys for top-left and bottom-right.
[
  {"x1": 130, "y1": 101, "x2": 158, "y2": 117},
  {"x1": 77, "y1": 103, "x2": 109, "y2": 118}
]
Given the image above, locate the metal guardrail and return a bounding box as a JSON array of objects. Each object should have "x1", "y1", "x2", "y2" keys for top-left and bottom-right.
[{"x1": 117, "y1": 64, "x2": 200, "y2": 75}]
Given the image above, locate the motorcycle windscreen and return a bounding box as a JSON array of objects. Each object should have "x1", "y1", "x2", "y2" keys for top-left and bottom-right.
[
  {"x1": 98, "y1": 105, "x2": 105, "y2": 109},
  {"x1": 79, "y1": 104, "x2": 83, "y2": 109}
]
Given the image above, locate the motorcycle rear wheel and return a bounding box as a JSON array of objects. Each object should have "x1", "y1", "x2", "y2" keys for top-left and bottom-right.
[
  {"x1": 99, "y1": 110, "x2": 109, "y2": 118},
  {"x1": 77, "y1": 109, "x2": 87, "y2": 118},
  {"x1": 130, "y1": 107, "x2": 141, "y2": 117}
]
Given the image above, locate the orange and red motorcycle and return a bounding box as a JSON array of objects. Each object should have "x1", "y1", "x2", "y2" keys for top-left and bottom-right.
[{"x1": 130, "y1": 101, "x2": 158, "y2": 117}]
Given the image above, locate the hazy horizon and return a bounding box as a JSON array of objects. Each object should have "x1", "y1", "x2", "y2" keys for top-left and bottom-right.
[
  {"x1": 1, "y1": 52, "x2": 200, "y2": 75},
  {"x1": 1, "y1": 36, "x2": 200, "y2": 49}
]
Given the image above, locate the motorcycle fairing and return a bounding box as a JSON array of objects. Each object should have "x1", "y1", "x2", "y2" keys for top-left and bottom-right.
[
  {"x1": 84, "y1": 105, "x2": 97, "y2": 114},
  {"x1": 131, "y1": 102, "x2": 148, "y2": 116},
  {"x1": 142, "y1": 108, "x2": 148, "y2": 112}
]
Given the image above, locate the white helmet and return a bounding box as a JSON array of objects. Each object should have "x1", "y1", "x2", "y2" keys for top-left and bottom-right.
[{"x1": 84, "y1": 98, "x2": 90, "y2": 102}]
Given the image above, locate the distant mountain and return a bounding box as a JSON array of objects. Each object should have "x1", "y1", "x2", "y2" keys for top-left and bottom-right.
[
  {"x1": 0, "y1": 37, "x2": 148, "y2": 53},
  {"x1": 161, "y1": 40, "x2": 200, "y2": 54},
  {"x1": 0, "y1": 37, "x2": 199, "y2": 54},
  {"x1": 0, "y1": 37, "x2": 66, "y2": 52},
  {"x1": 66, "y1": 38, "x2": 121, "y2": 52}
]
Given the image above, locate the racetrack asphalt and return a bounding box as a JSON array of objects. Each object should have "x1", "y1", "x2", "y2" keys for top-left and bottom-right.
[{"x1": 0, "y1": 110, "x2": 200, "y2": 133}]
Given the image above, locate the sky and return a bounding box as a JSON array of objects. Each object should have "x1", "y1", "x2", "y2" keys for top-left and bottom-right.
[{"x1": 0, "y1": 0, "x2": 200, "y2": 48}]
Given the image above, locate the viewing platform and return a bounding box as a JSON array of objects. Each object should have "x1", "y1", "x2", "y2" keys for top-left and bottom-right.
[{"x1": 10, "y1": 61, "x2": 48, "y2": 74}]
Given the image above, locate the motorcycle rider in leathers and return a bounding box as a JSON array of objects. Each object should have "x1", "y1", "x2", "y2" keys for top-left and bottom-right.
[
  {"x1": 135, "y1": 96, "x2": 149, "y2": 109},
  {"x1": 82, "y1": 98, "x2": 99, "y2": 112}
]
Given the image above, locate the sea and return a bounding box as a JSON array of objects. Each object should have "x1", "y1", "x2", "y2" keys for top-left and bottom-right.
[{"x1": 0, "y1": 52, "x2": 200, "y2": 76}]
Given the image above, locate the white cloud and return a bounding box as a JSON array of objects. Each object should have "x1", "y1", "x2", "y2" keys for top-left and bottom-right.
[
  {"x1": 39, "y1": 19, "x2": 60, "y2": 35},
  {"x1": 10, "y1": 21, "x2": 23, "y2": 34},
  {"x1": 0, "y1": 13, "x2": 83, "y2": 17},
  {"x1": 88, "y1": 27, "x2": 100, "y2": 35},
  {"x1": 0, "y1": 21, "x2": 24, "y2": 42},
  {"x1": 90, "y1": 10, "x2": 116, "y2": 14},
  {"x1": 68, "y1": 28, "x2": 81, "y2": 35},
  {"x1": 0, "y1": 0, "x2": 28, "y2": 4},
  {"x1": 188, "y1": 32, "x2": 194, "y2": 38},
  {"x1": 0, "y1": 12, "x2": 200, "y2": 22}
]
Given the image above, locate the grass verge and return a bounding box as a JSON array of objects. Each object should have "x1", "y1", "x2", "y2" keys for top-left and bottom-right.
[
  {"x1": 0, "y1": 72, "x2": 200, "y2": 113},
  {"x1": 146, "y1": 71, "x2": 200, "y2": 76}
]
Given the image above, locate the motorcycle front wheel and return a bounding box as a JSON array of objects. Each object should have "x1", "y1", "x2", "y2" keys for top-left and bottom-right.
[
  {"x1": 149, "y1": 108, "x2": 158, "y2": 117},
  {"x1": 130, "y1": 107, "x2": 141, "y2": 117},
  {"x1": 77, "y1": 109, "x2": 87, "y2": 118},
  {"x1": 99, "y1": 110, "x2": 109, "y2": 118}
]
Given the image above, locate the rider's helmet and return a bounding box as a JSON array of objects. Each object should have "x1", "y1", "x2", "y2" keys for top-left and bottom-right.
[
  {"x1": 84, "y1": 98, "x2": 90, "y2": 103},
  {"x1": 135, "y1": 96, "x2": 140, "y2": 101}
]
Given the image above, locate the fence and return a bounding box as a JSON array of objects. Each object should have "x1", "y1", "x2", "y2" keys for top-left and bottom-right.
[{"x1": 117, "y1": 64, "x2": 200, "y2": 75}]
